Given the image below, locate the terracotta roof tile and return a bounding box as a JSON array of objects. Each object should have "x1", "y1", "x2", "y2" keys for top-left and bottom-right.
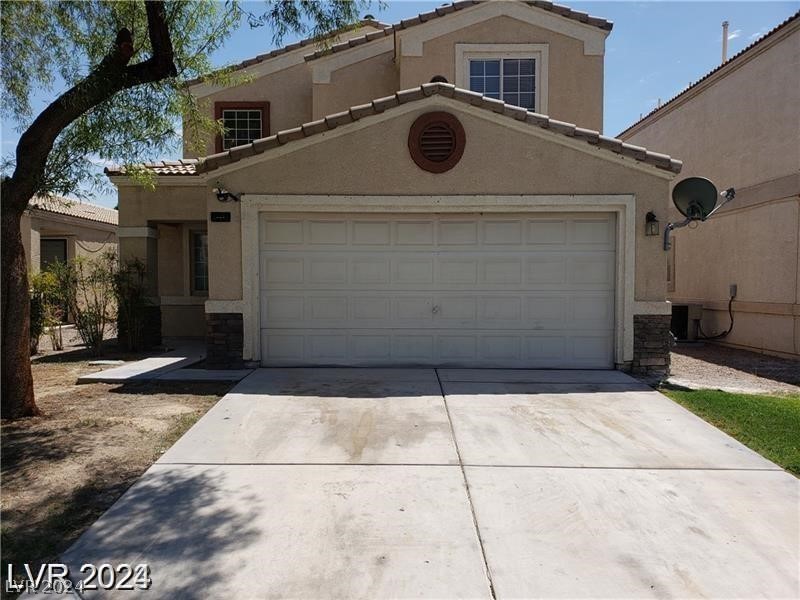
[
  {"x1": 192, "y1": 83, "x2": 682, "y2": 175},
  {"x1": 104, "y1": 159, "x2": 198, "y2": 176},
  {"x1": 304, "y1": 1, "x2": 613, "y2": 61},
  {"x1": 619, "y1": 11, "x2": 799, "y2": 137},
  {"x1": 28, "y1": 196, "x2": 118, "y2": 226}
]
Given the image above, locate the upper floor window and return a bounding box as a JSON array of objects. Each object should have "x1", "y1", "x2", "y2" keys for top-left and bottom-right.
[
  {"x1": 469, "y1": 58, "x2": 535, "y2": 110},
  {"x1": 455, "y1": 44, "x2": 549, "y2": 115},
  {"x1": 214, "y1": 102, "x2": 270, "y2": 153},
  {"x1": 222, "y1": 109, "x2": 262, "y2": 149}
]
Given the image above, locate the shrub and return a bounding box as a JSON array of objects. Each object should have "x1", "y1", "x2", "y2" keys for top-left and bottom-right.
[
  {"x1": 50, "y1": 252, "x2": 118, "y2": 356},
  {"x1": 29, "y1": 282, "x2": 45, "y2": 355},
  {"x1": 114, "y1": 259, "x2": 152, "y2": 352},
  {"x1": 29, "y1": 270, "x2": 65, "y2": 354}
]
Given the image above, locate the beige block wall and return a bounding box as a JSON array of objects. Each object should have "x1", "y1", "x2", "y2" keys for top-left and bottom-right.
[
  {"x1": 217, "y1": 103, "x2": 670, "y2": 302},
  {"x1": 622, "y1": 22, "x2": 800, "y2": 356},
  {"x1": 399, "y1": 16, "x2": 604, "y2": 131}
]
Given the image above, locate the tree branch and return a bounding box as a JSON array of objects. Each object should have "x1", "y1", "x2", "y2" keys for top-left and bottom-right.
[{"x1": 6, "y1": 1, "x2": 177, "y2": 211}]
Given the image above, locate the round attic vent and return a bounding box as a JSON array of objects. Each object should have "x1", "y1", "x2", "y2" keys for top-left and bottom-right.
[{"x1": 408, "y1": 112, "x2": 465, "y2": 173}]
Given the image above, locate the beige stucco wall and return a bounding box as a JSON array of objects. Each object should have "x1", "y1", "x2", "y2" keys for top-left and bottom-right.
[
  {"x1": 214, "y1": 102, "x2": 670, "y2": 302},
  {"x1": 312, "y1": 51, "x2": 398, "y2": 119},
  {"x1": 23, "y1": 210, "x2": 117, "y2": 273},
  {"x1": 399, "y1": 15, "x2": 604, "y2": 131},
  {"x1": 184, "y1": 25, "x2": 385, "y2": 158},
  {"x1": 189, "y1": 63, "x2": 313, "y2": 158},
  {"x1": 622, "y1": 21, "x2": 800, "y2": 357},
  {"x1": 117, "y1": 184, "x2": 207, "y2": 226},
  {"x1": 116, "y1": 184, "x2": 208, "y2": 338}
]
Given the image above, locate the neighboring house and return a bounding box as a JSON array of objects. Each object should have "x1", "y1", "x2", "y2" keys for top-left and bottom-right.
[
  {"x1": 620, "y1": 12, "x2": 800, "y2": 359},
  {"x1": 22, "y1": 196, "x2": 118, "y2": 273},
  {"x1": 107, "y1": 0, "x2": 683, "y2": 373}
]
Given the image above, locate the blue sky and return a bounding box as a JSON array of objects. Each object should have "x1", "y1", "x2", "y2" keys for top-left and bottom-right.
[{"x1": 2, "y1": 1, "x2": 797, "y2": 207}]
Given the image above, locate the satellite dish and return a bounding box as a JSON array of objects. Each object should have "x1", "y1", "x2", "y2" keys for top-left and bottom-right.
[{"x1": 672, "y1": 177, "x2": 719, "y2": 221}]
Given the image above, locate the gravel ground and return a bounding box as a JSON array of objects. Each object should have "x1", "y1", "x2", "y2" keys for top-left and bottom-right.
[{"x1": 668, "y1": 343, "x2": 800, "y2": 395}]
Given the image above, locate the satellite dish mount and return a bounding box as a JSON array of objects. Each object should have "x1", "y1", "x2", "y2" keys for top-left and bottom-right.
[{"x1": 664, "y1": 177, "x2": 735, "y2": 250}]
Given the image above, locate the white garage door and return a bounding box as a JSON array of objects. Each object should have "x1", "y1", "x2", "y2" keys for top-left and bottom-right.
[{"x1": 259, "y1": 213, "x2": 616, "y2": 368}]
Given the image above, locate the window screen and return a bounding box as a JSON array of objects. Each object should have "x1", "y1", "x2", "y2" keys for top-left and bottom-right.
[{"x1": 469, "y1": 58, "x2": 535, "y2": 110}]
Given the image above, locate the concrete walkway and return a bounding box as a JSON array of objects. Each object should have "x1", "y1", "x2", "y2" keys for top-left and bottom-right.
[
  {"x1": 60, "y1": 368, "x2": 798, "y2": 599},
  {"x1": 77, "y1": 343, "x2": 253, "y2": 384}
]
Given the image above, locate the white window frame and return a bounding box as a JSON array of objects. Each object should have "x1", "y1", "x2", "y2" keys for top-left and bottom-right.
[{"x1": 455, "y1": 44, "x2": 549, "y2": 115}]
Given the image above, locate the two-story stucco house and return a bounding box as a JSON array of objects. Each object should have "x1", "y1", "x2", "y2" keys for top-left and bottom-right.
[
  {"x1": 107, "y1": 0, "x2": 683, "y2": 374},
  {"x1": 621, "y1": 11, "x2": 800, "y2": 359}
]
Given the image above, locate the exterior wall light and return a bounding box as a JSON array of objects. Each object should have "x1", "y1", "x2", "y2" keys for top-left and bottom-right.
[
  {"x1": 213, "y1": 182, "x2": 240, "y2": 203},
  {"x1": 645, "y1": 211, "x2": 659, "y2": 236}
]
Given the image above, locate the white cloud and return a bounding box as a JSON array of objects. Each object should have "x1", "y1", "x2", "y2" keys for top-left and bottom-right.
[
  {"x1": 749, "y1": 26, "x2": 770, "y2": 40},
  {"x1": 727, "y1": 29, "x2": 742, "y2": 41}
]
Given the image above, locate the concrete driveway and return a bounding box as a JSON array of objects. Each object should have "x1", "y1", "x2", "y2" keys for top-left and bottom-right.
[{"x1": 62, "y1": 368, "x2": 798, "y2": 599}]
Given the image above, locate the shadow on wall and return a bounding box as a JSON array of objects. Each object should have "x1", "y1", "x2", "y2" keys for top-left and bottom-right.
[{"x1": 59, "y1": 466, "x2": 263, "y2": 596}]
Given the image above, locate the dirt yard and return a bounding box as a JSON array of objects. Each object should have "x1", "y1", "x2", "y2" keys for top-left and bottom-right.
[{"x1": 1, "y1": 349, "x2": 231, "y2": 595}]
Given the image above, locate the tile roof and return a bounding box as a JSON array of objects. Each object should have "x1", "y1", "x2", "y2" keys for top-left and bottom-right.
[
  {"x1": 105, "y1": 159, "x2": 199, "y2": 176},
  {"x1": 28, "y1": 196, "x2": 119, "y2": 226},
  {"x1": 304, "y1": 1, "x2": 613, "y2": 61},
  {"x1": 618, "y1": 10, "x2": 800, "y2": 137},
  {"x1": 193, "y1": 83, "x2": 681, "y2": 175},
  {"x1": 184, "y1": 19, "x2": 390, "y2": 87}
]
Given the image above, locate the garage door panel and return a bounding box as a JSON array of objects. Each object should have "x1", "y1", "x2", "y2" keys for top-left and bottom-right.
[
  {"x1": 308, "y1": 220, "x2": 347, "y2": 245},
  {"x1": 262, "y1": 329, "x2": 614, "y2": 367},
  {"x1": 394, "y1": 258, "x2": 434, "y2": 284},
  {"x1": 352, "y1": 220, "x2": 391, "y2": 245},
  {"x1": 439, "y1": 220, "x2": 479, "y2": 245},
  {"x1": 262, "y1": 219, "x2": 303, "y2": 245},
  {"x1": 259, "y1": 213, "x2": 615, "y2": 368},
  {"x1": 527, "y1": 220, "x2": 567, "y2": 245},
  {"x1": 484, "y1": 220, "x2": 523, "y2": 245},
  {"x1": 567, "y1": 255, "x2": 615, "y2": 286},
  {"x1": 395, "y1": 220, "x2": 434, "y2": 245},
  {"x1": 439, "y1": 259, "x2": 479, "y2": 284},
  {"x1": 570, "y1": 218, "x2": 615, "y2": 246},
  {"x1": 261, "y1": 291, "x2": 613, "y2": 332}
]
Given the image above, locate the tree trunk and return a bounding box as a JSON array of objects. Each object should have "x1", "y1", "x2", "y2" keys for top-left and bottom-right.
[
  {"x1": 0, "y1": 1, "x2": 176, "y2": 419},
  {"x1": 1, "y1": 200, "x2": 38, "y2": 418}
]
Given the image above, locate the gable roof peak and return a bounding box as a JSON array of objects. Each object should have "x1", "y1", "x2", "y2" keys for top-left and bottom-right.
[{"x1": 305, "y1": 1, "x2": 613, "y2": 62}]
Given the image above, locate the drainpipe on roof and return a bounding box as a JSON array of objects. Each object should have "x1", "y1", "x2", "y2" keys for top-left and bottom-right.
[{"x1": 722, "y1": 21, "x2": 729, "y2": 62}]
